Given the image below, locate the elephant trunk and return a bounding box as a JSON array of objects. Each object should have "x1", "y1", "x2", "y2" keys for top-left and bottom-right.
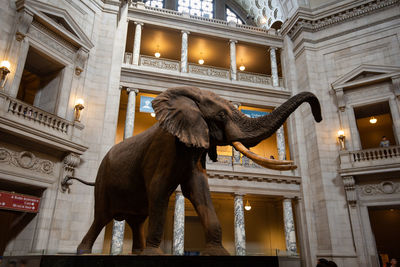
[{"x1": 231, "y1": 92, "x2": 322, "y2": 147}]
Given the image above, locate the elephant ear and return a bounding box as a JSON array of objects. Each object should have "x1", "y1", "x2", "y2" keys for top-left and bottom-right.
[{"x1": 152, "y1": 87, "x2": 209, "y2": 149}]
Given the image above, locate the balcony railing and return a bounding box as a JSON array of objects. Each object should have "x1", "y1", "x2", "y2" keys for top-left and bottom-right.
[
  {"x1": 351, "y1": 146, "x2": 400, "y2": 162},
  {"x1": 339, "y1": 145, "x2": 400, "y2": 171},
  {"x1": 188, "y1": 63, "x2": 230, "y2": 80},
  {"x1": 206, "y1": 154, "x2": 262, "y2": 169},
  {"x1": 0, "y1": 92, "x2": 86, "y2": 153},
  {"x1": 7, "y1": 97, "x2": 71, "y2": 135},
  {"x1": 140, "y1": 55, "x2": 180, "y2": 72}
]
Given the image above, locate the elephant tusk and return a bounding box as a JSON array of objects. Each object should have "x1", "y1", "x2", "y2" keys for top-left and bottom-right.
[{"x1": 231, "y1": 141, "x2": 297, "y2": 171}]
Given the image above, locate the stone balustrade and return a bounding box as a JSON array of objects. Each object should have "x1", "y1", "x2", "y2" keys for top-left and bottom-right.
[
  {"x1": 0, "y1": 92, "x2": 87, "y2": 154},
  {"x1": 206, "y1": 154, "x2": 262, "y2": 169},
  {"x1": 351, "y1": 146, "x2": 400, "y2": 162},
  {"x1": 340, "y1": 145, "x2": 400, "y2": 171},
  {"x1": 237, "y1": 71, "x2": 273, "y2": 86},
  {"x1": 6, "y1": 97, "x2": 71, "y2": 135},
  {"x1": 139, "y1": 55, "x2": 180, "y2": 72},
  {"x1": 188, "y1": 63, "x2": 230, "y2": 79}
]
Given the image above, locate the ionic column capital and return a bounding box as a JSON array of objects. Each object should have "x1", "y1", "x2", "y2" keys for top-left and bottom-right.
[
  {"x1": 134, "y1": 21, "x2": 144, "y2": 26},
  {"x1": 181, "y1": 30, "x2": 190, "y2": 35},
  {"x1": 268, "y1": 46, "x2": 278, "y2": 52},
  {"x1": 229, "y1": 39, "x2": 238, "y2": 44},
  {"x1": 126, "y1": 87, "x2": 139, "y2": 94}
]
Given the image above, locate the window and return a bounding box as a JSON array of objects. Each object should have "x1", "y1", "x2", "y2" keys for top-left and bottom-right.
[
  {"x1": 16, "y1": 46, "x2": 65, "y2": 114},
  {"x1": 144, "y1": 0, "x2": 164, "y2": 8},
  {"x1": 226, "y1": 7, "x2": 243, "y2": 24},
  {"x1": 178, "y1": 0, "x2": 214, "y2": 18}
]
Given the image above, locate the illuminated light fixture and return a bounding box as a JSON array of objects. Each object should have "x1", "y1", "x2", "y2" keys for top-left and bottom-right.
[
  {"x1": 198, "y1": 52, "x2": 204, "y2": 65},
  {"x1": 0, "y1": 60, "x2": 11, "y2": 87},
  {"x1": 244, "y1": 200, "x2": 251, "y2": 211},
  {"x1": 337, "y1": 130, "x2": 345, "y2": 150},
  {"x1": 150, "y1": 112, "x2": 156, "y2": 117},
  {"x1": 239, "y1": 59, "x2": 245, "y2": 71},
  {"x1": 154, "y1": 45, "x2": 161, "y2": 58},
  {"x1": 369, "y1": 116, "x2": 377, "y2": 124},
  {"x1": 260, "y1": 17, "x2": 267, "y2": 24},
  {"x1": 74, "y1": 98, "x2": 85, "y2": 122}
]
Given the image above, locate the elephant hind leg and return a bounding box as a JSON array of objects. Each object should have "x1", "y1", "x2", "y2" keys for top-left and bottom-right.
[
  {"x1": 126, "y1": 215, "x2": 147, "y2": 254},
  {"x1": 77, "y1": 213, "x2": 112, "y2": 254}
]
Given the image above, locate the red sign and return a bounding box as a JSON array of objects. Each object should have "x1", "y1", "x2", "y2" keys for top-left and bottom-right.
[{"x1": 0, "y1": 191, "x2": 40, "y2": 213}]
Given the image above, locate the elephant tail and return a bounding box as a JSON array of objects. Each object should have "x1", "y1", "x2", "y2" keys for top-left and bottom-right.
[{"x1": 61, "y1": 175, "x2": 95, "y2": 193}]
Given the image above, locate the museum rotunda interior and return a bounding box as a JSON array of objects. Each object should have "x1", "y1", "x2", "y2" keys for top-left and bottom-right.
[{"x1": 0, "y1": 0, "x2": 400, "y2": 266}]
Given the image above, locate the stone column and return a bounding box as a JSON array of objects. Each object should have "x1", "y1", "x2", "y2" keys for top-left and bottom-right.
[
  {"x1": 172, "y1": 191, "x2": 185, "y2": 255},
  {"x1": 234, "y1": 194, "x2": 246, "y2": 255},
  {"x1": 283, "y1": 198, "x2": 297, "y2": 254},
  {"x1": 110, "y1": 87, "x2": 139, "y2": 254},
  {"x1": 180, "y1": 31, "x2": 189, "y2": 73},
  {"x1": 389, "y1": 96, "x2": 400, "y2": 145},
  {"x1": 124, "y1": 88, "x2": 139, "y2": 139},
  {"x1": 276, "y1": 126, "x2": 286, "y2": 160},
  {"x1": 229, "y1": 40, "x2": 237, "y2": 81},
  {"x1": 132, "y1": 22, "x2": 144, "y2": 65},
  {"x1": 269, "y1": 47, "x2": 279, "y2": 87}
]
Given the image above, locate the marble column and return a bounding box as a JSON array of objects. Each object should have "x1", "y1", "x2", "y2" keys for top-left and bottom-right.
[
  {"x1": 276, "y1": 126, "x2": 286, "y2": 160},
  {"x1": 172, "y1": 191, "x2": 185, "y2": 255},
  {"x1": 283, "y1": 198, "x2": 297, "y2": 254},
  {"x1": 110, "y1": 87, "x2": 139, "y2": 254},
  {"x1": 124, "y1": 88, "x2": 139, "y2": 139},
  {"x1": 229, "y1": 40, "x2": 237, "y2": 81},
  {"x1": 180, "y1": 31, "x2": 189, "y2": 73},
  {"x1": 234, "y1": 194, "x2": 246, "y2": 255},
  {"x1": 269, "y1": 47, "x2": 279, "y2": 87},
  {"x1": 132, "y1": 22, "x2": 144, "y2": 65}
]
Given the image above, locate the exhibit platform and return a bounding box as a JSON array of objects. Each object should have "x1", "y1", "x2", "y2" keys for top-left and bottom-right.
[{"x1": 1, "y1": 255, "x2": 302, "y2": 267}]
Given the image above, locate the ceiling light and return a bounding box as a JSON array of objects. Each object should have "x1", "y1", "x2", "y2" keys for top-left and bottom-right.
[
  {"x1": 239, "y1": 65, "x2": 245, "y2": 71},
  {"x1": 150, "y1": 112, "x2": 156, "y2": 117},
  {"x1": 369, "y1": 117, "x2": 377, "y2": 124},
  {"x1": 198, "y1": 58, "x2": 204, "y2": 65},
  {"x1": 244, "y1": 200, "x2": 251, "y2": 211},
  {"x1": 154, "y1": 52, "x2": 160, "y2": 58}
]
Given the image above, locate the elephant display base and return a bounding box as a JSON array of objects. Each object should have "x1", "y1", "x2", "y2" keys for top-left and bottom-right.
[{"x1": 1, "y1": 255, "x2": 281, "y2": 267}]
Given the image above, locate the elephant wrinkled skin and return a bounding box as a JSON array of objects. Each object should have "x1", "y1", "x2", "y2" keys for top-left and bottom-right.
[{"x1": 77, "y1": 86, "x2": 322, "y2": 255}]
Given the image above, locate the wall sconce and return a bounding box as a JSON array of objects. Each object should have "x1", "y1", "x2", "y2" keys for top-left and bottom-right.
[
  {"x1": 74, "y1": 98, "x2": 85, "y2": 122},
  {"x1": 369, "y1": 116, "x2": 377, "y2": 124},
  {"x1": 0, "y1": 60, "x2": 11, "y2": 87},
  {"x1": 244, "y1": 199, "x2": 251, "y2": 211},
  {"x1": 338, "y1": 130, "x2": 346, "y2": 150},
  {"x1": 198, "y1": 52, "x2": 204, "y2": 65},
  {"x1": 154, "y1": 45, "x2": 161, "y2": 58}
]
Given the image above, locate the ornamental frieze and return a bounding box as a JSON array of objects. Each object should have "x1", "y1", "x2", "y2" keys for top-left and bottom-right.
[
  {"x1": 0, "y1": 148, "x2": 54, "y2": 175},
  {"x1": 357, "y1": 181, "x2": 400, "y2": 196}
]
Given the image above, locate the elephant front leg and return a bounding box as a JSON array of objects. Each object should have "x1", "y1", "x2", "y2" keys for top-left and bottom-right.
[
  {"x1": 181, "y1": 171, "x2": 230, "y2": 255},
  {"x1": 142, "y1": 183, "x2": 171, "y2": 255}
]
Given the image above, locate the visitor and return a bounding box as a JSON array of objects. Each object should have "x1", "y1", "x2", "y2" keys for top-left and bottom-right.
[
  {"x1": 379, "y1": 136, "x2": 390, "y2": 147},
  {"x1": 270, "y1": 155, "x2": 275, "y2": 159},
  {"x1": 317, "y1": 258, "x2": 338, "y2": 267},
  {"x1": 388, "y1": 258, "x2": 398, "y2": 267}
]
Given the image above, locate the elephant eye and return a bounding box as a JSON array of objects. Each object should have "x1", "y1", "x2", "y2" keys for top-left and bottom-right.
[{"x1": 218, "y1": 111, "x2": 226, "y2": 120}]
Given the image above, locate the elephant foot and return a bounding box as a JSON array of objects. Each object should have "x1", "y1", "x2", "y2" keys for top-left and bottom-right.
[
  {"x1": 141, "y1": 246, "x2": 164, "y2": 255},
  {"x1": 201, "y1": 244, "x2": 230, "y2": 256},
  {"x1": 76, "y1": 246, "x2": 92, "y2": 255},
  {"x1": 132, "y1": 248, "x2": 144, "y2": 255}
]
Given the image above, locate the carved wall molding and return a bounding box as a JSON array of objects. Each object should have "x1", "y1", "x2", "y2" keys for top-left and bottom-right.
[
  {"x1": 0, "y1": 148, "x2": 54, "y2": 175},
  {"x1": 343, "y1": 176, "x2": 357, "y2": 206},
  {"x1": 63, "y1": 153, "x2": 80, "y2": 173},
  {"x1": 208, "y1": 171, "x2": 301, "y2": 185},
  {"x1": 16, "y1": 10, "x2": 34, "y2": 41},
  {"x1": 357, "y1": 181, "x2": 400, "y2": 196},
  {"x1": 283, "y1": 0, "x2": 399, "y2": 40},
  {"x1": 30, "y1": 20, "x2": 77, "y2": 58},
  {"x1": 74, "y1": 47, "x2": 89, "y2": 75}
]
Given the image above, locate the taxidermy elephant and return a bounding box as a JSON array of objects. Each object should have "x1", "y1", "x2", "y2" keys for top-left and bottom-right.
[{"x1": 75, "y1": 86, "x2": 322, "y2": 255}]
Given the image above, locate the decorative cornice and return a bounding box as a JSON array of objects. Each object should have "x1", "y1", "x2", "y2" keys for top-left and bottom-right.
[
  {"x1": 282, "y1": 0, "x2": 399, "y2": 40},
  {"x1": 207, "y1": 170, "x2": 301, "y2": 185},
  {"x1": 0, "y1": 148, "x2": 54, "y2": 175}
]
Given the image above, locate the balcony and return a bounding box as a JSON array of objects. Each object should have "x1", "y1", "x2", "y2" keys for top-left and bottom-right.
[
  {"x1": 339, "y1": 146, "x2": 400, "y2": 174},
  {"x1": 0, "y1": 92, "x2": 87, "y2": 154},
  {"x1": 123, "y1": 55, "x2": 285, "y2": 89}
]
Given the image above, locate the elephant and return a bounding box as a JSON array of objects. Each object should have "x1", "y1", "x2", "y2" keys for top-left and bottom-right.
[{"x1": 75, "y1": 86, "x2": 322, "y2": 255}]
